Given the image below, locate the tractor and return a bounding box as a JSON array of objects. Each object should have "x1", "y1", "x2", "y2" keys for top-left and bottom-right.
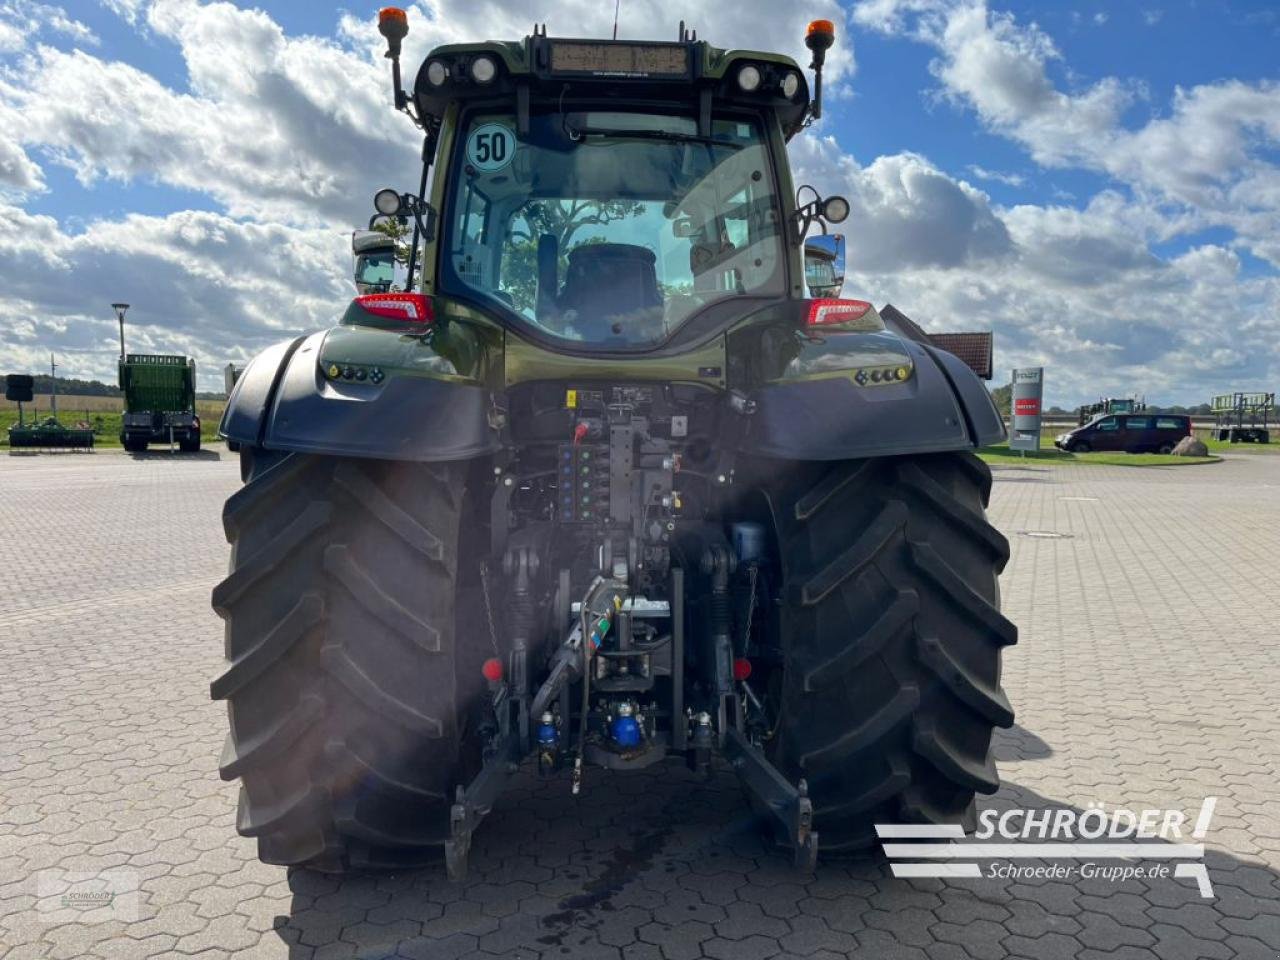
[{"x1": 213, "y1": 11, "x2": 1015, "y2": 878}]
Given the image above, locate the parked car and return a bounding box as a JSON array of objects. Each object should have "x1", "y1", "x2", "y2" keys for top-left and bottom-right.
[{"x1": 1055, "y1": 414, "x2": 1192, "y2": 454}]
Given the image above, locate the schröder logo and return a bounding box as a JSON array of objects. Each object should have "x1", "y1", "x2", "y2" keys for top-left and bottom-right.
[{"x1": 877, "y1": 798, "x2": 1217, "y2": 898}]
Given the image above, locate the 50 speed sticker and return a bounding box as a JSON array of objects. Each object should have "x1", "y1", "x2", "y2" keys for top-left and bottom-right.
[{"x1": 466, "y1": 123, "x2": 515, "y2": 173}]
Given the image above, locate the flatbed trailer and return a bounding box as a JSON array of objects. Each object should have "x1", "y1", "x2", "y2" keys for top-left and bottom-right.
[{"x1": 1211, "y1": 392, "x2": 1273, "y2": 443}]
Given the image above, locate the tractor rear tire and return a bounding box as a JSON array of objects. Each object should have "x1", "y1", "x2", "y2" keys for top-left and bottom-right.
[
  {"x1": 211, "y1": 450, "x2": 487, "y2": 871},
  {"x1": 180, "y1": 433, "x2": 201, "y2": 453},
  {"x1": 762, "y1": 452, "x2": 1016, "y2": 854}
]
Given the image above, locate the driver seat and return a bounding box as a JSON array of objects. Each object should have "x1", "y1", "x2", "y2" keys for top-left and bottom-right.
[{"x1": 558, "y1": 244, "x2": 662, "y2": 336}]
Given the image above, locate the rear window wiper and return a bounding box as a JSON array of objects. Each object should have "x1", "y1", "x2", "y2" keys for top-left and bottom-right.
[{"x1": 566, "y1": 125, "x2": 744, "y2": 150}]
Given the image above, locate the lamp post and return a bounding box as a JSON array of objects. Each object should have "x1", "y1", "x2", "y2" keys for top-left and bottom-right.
[{"x1": 112, "y1": 303, "x2": 130, "y2": 360}]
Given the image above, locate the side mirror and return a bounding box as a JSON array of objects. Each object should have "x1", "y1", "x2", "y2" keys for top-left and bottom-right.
[{"x1": 804, "y1": 233, "x2": 845, "y2": 298}]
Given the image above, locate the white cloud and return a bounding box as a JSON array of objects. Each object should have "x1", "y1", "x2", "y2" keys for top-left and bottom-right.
[
  {"x1": 0, "y1": 127, "x2": 43, "y2": 191},
  {"x1": 851, "y1": 0, "x2": 1280, "y2": 270},
  {"x1": 792, "y1": 136, "x2": 1011, "y2": 271},
  {"x1": 4, "y1": 6, "x2": 421, "y2": 225},
  {"x1": 0, "y1": 2, "x2": 98, "y2": 52},
  {"x1": 967, "y1": 164, "x2": 1024, "y2": 187},
  {"x1": 0, "y1": 202, "x2": 350, "y2": 384}
]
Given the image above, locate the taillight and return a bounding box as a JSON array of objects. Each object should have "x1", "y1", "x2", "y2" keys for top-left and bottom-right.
[
  {"x1": 353, "y1": 292, "x2": 433, "y2": 323},
  {"x1": 806, "y1": 298, "x2": 873, "y2": 327}
]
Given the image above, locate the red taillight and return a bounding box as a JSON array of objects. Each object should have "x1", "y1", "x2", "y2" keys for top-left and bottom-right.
[
  {"x1": 806, "y1": 298, "x2": 873, "y2": 327},
  {"x1": 354, "y1": 292, "x2": 433, "y2": 323}
]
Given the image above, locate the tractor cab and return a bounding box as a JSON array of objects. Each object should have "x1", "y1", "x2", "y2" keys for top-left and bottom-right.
[
  {"x1": 363, "y1": 12, "x2": 851, "y2": 351},
  {"x1": 804, "y1": 234, "x2": 845, "y2": 298},
  {"x1": 352, "y1": 230, "x2": 398, "y2": 294}
]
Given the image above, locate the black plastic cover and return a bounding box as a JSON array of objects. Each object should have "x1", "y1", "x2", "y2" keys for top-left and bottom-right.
[
  {"x1": 218, "y1": 337, "x2": 302, "y2": 446},
  {"x1": 921, "y1": 343, "x2": 1006, "y2": 448},
  {"x1": 742, "y1": 337, "x2": 1004, "y2": 460},
  {"x1": 220, "y1": 332, "x2": 500, "y2": 462}
]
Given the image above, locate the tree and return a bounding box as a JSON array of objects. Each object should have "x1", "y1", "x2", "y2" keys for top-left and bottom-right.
[
  {"x1": 509, "y1": 199, "x2": 645, "y2": 250},
  {"x1": 990, "y1": 382, "x2": 1012, "y2": 418},
  {"x1": 371, "y1": 217, "x2": 412, "y2": 265}
]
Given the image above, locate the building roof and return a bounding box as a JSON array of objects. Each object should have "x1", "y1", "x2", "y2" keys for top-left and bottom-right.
[
  {"x1": 879, "y1": 303, "x2": 995, "y2": 380},
  {"x1": 928, "y1": 332, "x2": 994, "y2": 380}
]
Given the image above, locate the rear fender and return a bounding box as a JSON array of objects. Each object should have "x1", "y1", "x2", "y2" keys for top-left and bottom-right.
[
  {"x1": 219, "y1": 328, "x2": 500, "y2": 462},
  {"x1": 740, "y1": 332, "x2": 1004, "y2": 460}
]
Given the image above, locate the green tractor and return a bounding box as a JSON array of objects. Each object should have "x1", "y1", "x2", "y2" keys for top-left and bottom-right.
[{"x1": 213, "y1": 11, "x2": 1015, "y2": 878}]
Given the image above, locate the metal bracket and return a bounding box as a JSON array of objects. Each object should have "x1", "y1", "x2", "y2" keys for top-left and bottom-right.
[
  {"x1": 444, "y1": 728, "x2": 521, "y2": 881},
  {"x1": 723, "y1": 727, "x2": 818, "y2": 870}
]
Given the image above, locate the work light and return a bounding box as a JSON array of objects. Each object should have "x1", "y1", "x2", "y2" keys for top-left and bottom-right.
[
  {"x1": 470, "y1": 55, "x2": 496, "y2": 84},
  {"x1": 373, "y1": 188, "x2": 401, "y2": 216}
]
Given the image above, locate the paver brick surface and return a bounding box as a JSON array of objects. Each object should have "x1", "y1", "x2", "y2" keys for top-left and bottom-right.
[{"x1": 1, "y1": 448, "x2": 1278, "y2": 957}]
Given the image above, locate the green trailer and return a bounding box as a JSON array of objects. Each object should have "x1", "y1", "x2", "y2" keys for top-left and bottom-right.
[{"x1": 118, "y1": 354, "x2": 201, "y2": 452}]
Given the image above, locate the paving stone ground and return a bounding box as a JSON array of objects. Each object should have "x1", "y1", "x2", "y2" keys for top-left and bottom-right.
[{"x1": 1, "y1": 447, "x2": 1278, "y2": 959}]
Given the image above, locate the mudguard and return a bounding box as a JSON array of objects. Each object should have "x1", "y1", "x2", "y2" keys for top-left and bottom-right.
[
  {"x1": 742, "y1": 336, "x2": 1005, "y2": 460},
  {"x1": 219, "y1": 331, "x2": 501, "y2": 462}
]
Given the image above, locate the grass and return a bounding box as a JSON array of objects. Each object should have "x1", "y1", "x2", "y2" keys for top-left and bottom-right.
[
  {"x1": 2, "y1": 396, "x2": 226, "y2": 448},
  {"x1": 1198, "y1": 435, "x2": 1279, "y2": 455},
  {"x1": 977, "y1": 441, "x2": 1219, "y2": 467}
]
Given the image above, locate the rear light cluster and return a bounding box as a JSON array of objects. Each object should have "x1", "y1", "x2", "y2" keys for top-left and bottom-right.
[
  {"x1": 353, "y1": 293, "x2": 433, "y2": 323},
  {"x1": 806, "y1": 298, "x2": 874, "y2": 327}
]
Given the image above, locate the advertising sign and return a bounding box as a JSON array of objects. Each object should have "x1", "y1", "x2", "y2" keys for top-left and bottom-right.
[{"x1": 1010, "y1": 367, "x2": 1044, "y2": 452}]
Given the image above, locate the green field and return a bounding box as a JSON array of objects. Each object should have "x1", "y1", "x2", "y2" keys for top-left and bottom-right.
[
  {"x1": 2, "y1": 397, "x2": 225, "y2": 448},
  {"x1": 977, "y1": 441, "x2": 1219, "y2": 467}
]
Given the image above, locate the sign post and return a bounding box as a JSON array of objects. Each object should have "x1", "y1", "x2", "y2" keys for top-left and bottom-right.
[{"x1": 1010, "y1": 367, "x2": 1044, "y2": 455}]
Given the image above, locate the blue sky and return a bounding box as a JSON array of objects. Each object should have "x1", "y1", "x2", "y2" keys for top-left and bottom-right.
[{"x1": 1, "y1": 0, "x2": 1278, "y2": 403}]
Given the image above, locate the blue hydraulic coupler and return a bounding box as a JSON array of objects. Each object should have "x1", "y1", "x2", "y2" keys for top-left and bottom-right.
[
  {"x1": 536, "y1": 711, "x2": 559, "y2": 749},
  {"x1": 610, "y1": 703, "x2": 643, "y2": 749}
]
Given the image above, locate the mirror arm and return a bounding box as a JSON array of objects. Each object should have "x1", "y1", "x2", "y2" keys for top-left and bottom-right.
[{"x1": 404, "y1": 129, "x2": 440, "y2": 290}]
